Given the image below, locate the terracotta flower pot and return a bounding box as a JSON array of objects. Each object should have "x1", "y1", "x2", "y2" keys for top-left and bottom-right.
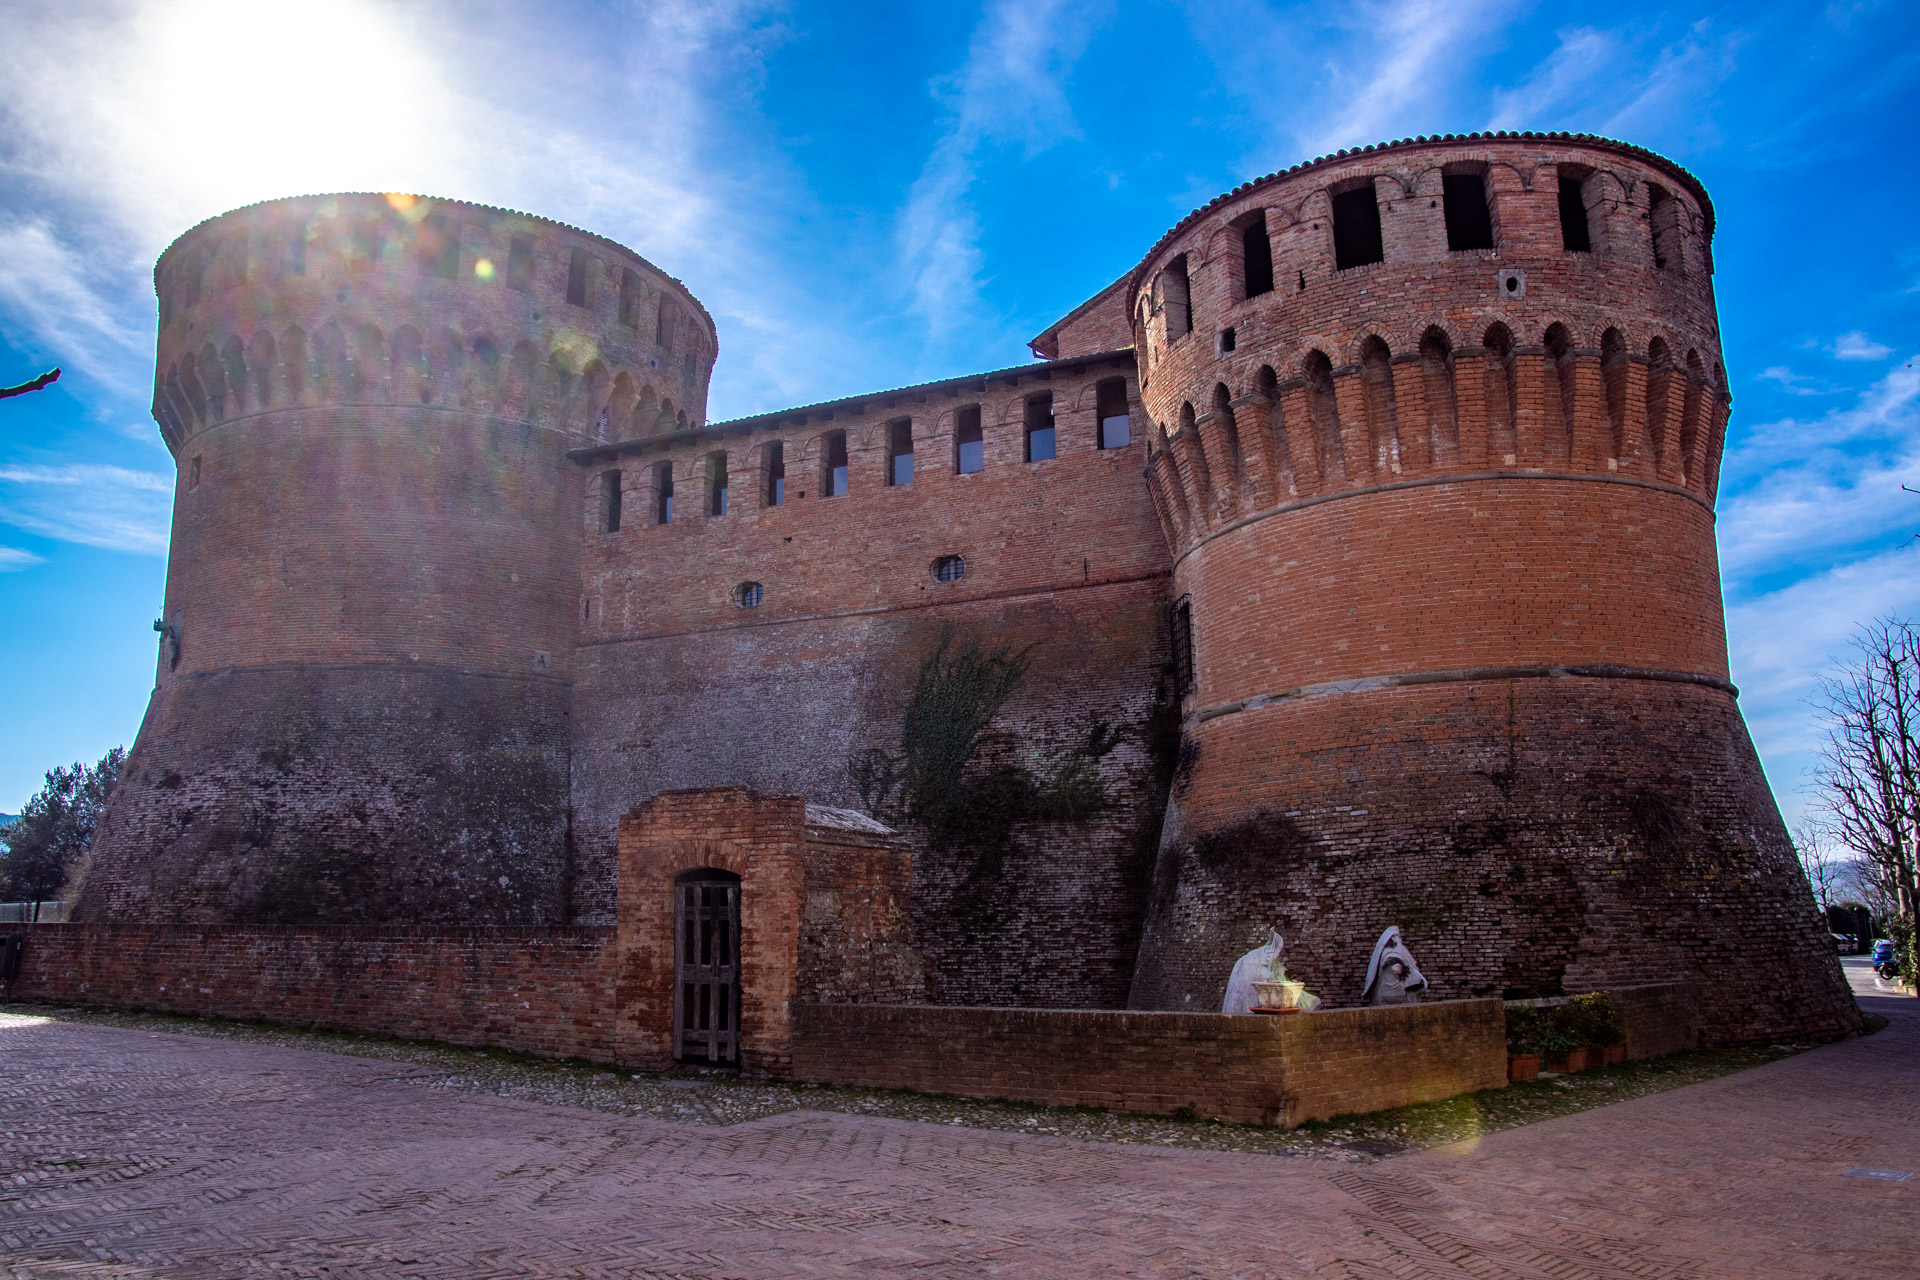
[
  {"x1": 1545, "y1": 1047, "x2": 1588, "y2": 1074},
  {"x1": 1508, "y1": 1053, "x2": 1541, "y2": 1082}
]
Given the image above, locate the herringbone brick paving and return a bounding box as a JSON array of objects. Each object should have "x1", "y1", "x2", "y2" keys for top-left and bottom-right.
[{"x1": 1, "y1": 985, "x2": 1911, "y2": 1278}]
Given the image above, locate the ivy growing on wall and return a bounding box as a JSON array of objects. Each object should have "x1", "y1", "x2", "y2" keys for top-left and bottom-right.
[{"x1": 852, "y1": 629, "x2": 1119, "y2": 846}]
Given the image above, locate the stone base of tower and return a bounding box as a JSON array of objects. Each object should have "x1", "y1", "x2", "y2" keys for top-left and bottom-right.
[
  {"x1": 1127, "y1": 676, "x2": 1860, "y2": 1046},
  {"x1": 76, "y1": 664, "x2": 572, "y2": 926}
]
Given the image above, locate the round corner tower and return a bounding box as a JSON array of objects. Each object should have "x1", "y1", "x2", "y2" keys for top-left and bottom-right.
[
  {"x1": 1121, "y1": 133, "x2": 1856, "y2": 1044},
  {"x1": 81, "y1": 192, "x2": 717, "y2": 926}
]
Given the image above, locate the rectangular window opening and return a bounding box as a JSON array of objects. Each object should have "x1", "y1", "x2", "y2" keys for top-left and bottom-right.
[
  {"x1": 1331, "y1": 185, "x2": 1384, "y2": 269},
  {"x1": 1097, "y1": 379, "x2": 1131, "y2": 450},
  {"x1": 189, "y1": 456, "x2": 202, "y2": 490},
  {"x1": 654, "y1": 463, "x2": 674, "y2": 524},
  {"x1": 1241, "y1": 217, "x2": 1274, "y2": 298},
  {"x1": 765, "y1": 441, "x2": 785, "y2": 506},
  {"x1": 656, "y1": 301, "x2": 677, "y2": 350},
  {"x1": 1025, "y1": 393, "x2": 1055, "y2": 463},
  {"x1": 567, "y1": 248, "x2": 591, "y2": 307},
  {"x1": 286, "y1": 223, "x2": 307, "y2": 277},
  {"x1": 825, "y1": 430, "x2": 848, "y2": 497},
  {"x1": 419, "y1": 214, "x2": 459, "y2": 279},
  {"x1": 1558, "y1": 176, "x2": 1592, "y2": 252},
  {"x1": 506, "y1": 234, "x2": 535, "y2": 292},
  {"x1": 887, "y1": 419, "x2": 914, "y2": 486},
  {"x1": 619, "y1": 268, "x2": 642, "y2": 327},
  {"x1": 1649, "y1": 185, "x2": 1681, "y2": 271},
  {"x1": 349, "y1": 219, "x2": 384, "y2": 273},
  {"x1": 600, "y1": 470, "x2": 622, "y2": 533},
  {"x1": 954, "y1": 405, "x2": 984, "y2": 474},
  {"x1": 1442, "y1": 173, "x2": 1496, "y2": 252},
  {"x1": 1160, "y1": 255, "x2": 1192, "y2": 339},
  {"x1": 706, "y1": 451, "x2": 728, "y2": 516}
]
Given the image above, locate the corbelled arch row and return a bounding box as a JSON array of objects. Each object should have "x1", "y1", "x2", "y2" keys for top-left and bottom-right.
[
  {"x1": 152, "y1": 320, "x2": 691, "y2": 451},
  {"x1": 1138, "y1": 318, "x2": 1732, "y2": 553}
]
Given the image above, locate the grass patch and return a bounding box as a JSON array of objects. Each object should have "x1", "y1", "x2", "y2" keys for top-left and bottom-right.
[{"x1": 4, "y1": 1002, "x2": 1813, "y2": 1161}]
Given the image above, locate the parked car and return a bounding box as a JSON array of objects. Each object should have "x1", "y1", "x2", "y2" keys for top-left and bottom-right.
[{"x1": 1833, "y1": 933, "x2": 1863, "y2": 954}]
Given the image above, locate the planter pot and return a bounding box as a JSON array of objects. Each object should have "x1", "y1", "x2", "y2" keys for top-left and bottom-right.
[
  {"x1": 1602, "y1": 1043, "x2": 1626, "y2": 1066},
  {"x1": 1545, "y1": 1047, "x2": 1589, "y2": 1074},
  {"x1": 1508, "y1": 1054, "x2": 1541, "y2": 1082}
]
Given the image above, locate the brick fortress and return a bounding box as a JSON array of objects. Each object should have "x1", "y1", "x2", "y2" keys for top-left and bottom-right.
[{"x1": 79, "y1": 132, "x2": 1857, "y2": 1046}]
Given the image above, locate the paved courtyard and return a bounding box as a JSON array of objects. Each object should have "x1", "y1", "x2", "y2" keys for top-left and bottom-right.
[{"x1": 1, "y1": 978, "x2": 1912, "y2": 1279}]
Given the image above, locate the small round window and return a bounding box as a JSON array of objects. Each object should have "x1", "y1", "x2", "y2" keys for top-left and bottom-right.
[
  {"x1": 734, "y1": 581, "x2": 764, "y2": 608},
  {"x1": 932, "y1": 555, "x2": 965, "y2": 583}
]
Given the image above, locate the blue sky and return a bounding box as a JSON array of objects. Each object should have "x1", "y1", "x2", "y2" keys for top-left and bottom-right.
[{"x1": 1, "y1": 0, "x2": 1915, "y2": 828}]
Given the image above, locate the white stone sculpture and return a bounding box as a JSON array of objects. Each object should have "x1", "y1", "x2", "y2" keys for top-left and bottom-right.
[
  {"x1": 1223, "y1": 930, "x2": 1284, "y2": 1014},
  {"x1": 1361, "y1": 926, "x2": 1428, "y2": 1005}
]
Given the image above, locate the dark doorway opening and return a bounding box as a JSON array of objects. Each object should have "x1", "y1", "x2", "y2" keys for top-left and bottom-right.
[{"x1": 674, "y1": 870, "x2": 741, "y2": 1065}]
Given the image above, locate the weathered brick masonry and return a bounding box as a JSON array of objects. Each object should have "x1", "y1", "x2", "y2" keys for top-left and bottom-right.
[
  {"x1": 9, "y1": 921, "x2": 617, "y2": 1060},
  {"x1": 79, "y1": 133, "x2": 1856, "y2": 1045}
]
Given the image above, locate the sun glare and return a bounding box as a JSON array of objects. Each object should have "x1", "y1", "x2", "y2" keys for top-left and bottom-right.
[{"x1": 122, "y1": 0, "x2": 457, "y2": 217}]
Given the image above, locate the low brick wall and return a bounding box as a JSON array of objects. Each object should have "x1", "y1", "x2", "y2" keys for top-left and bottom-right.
[
  {"x1": 4, "y1": 923, "x2": 617, "y2": 1062},
  {"x1": 1602, "y1": 982, "x2": 1700, "y2": 1059},
  {"x1": 791, "y1": 998, "x2": 1507, "y2": 1127}
]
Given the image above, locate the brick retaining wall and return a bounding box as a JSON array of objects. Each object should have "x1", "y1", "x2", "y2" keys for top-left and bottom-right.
[
  {"x1": 4, "y1": 922, "x2": 616, "y2": 1061},
  {"x1": 791, "y1": 998, "x2": 1507, "y2": 1127}
]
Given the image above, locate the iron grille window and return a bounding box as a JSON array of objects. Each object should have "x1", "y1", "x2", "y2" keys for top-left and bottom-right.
[
  {"x1": 933, "y1": 555, "x2": 965, "y2": 583},
  {"x1": 735, "y1": 581, "x2": 763, "y2": 608}
]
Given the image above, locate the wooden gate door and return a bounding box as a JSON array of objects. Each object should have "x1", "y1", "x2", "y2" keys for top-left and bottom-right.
[{"x1": 674, "y1": 875, "x2": 740, "y2": 1064}]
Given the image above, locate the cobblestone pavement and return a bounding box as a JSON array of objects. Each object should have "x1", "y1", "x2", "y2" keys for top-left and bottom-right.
[{"x1": 2, "y1": 992, "x2": 1912, "y2": 1279}]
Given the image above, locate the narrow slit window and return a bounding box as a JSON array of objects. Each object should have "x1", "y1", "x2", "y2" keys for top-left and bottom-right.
[
  {"x1": 567, "y1": 248, "x2": 590, "y2": 307},
  {"x1": 933, "y1": 555, "x2": 965, "y2": 583},
  {"x1": 599, "y1": 470, "x2": 622, "y2": 533},
  {"x1": 1025, "y1": 393, "x2": 1055, "y2": 462},
  {"x1": 419, "y1": 214, "x2": 459, "y2": 279},
  {"x1": 706, "y1": 451, "x2": 728, "y2": 516},
  {"x1": 1171, "y1": 598, "x2": 1194, "y2": 695},
  {"x1": 954, "y1": 405, "x2": 984, "y2": 474},
  {"x1": 1331, "y1": 185, "x2": 1384, "y2": 269},
  {"x1": 1242, "y1": 216, "x2": 1274, "y2": 298},
  {"x1": 654, "y1": 462, "x2": 673, "y2": 524},
  {"x1": 189, "y1": 456, "x2": 202, "y2": 490},
  {"x1": 765, "y1": 441, "x2": 785, "y2": 506},
  {"x1": 506, "y1": 234, "x2": 535, "y2": 292},
  {"x1": 887, "y1": 419, "x2": 914, "y2": 486},
  {"x1": 1097, "y1": 379, "x2": 1131, "y2": 449},
  {"x1": 1558, "y1": 176, "x2": 1592, "y2": 252},
  {"x1": 824, "y1": 430, "x2": 848, "y2": 496},
  {"x1": 619, "y1": 268, "x2": 642, "y2": 327},
  {"x1": 1442, "y1": 173, "x2": 1495, "y2": 251}
]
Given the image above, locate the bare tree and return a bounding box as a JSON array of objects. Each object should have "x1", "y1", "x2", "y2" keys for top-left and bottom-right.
[
  {"x1": 1792, "y1": 822, "x2": 1845, "y2": 912},
  {"x1": 0, "y1": 367, "x2": 59, "y2": 400},
  {"x1": 1813, "y1": 618, "x2": 1920, "y2": 967}
]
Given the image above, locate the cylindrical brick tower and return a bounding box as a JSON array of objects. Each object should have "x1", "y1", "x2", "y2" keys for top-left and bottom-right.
[
  {"x1": 1123, "y1": 133, "x2": 1857, "y2": 1043},
  {"x1": 80, "y1": 193, "x2": 716, "y2": 925}
]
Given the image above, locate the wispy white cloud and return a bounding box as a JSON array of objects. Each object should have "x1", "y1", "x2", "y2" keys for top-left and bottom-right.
[
  {"x1": 1297, "y1": 0, "x2": 1509, "y2": 154},
  {"x1": 0, "y1": 464, "x2": 173, "y2": 555},
  {"x1": 0, "y1": 546, "x2": 44, "y2": 571},
  {"x1": 897, "y1": 0, "x2": 1111, "y2": 330},
  {"x1": 1756, "y1": 365, "x2": 1831, "y2": 395},
  {"x1": 0, "y1": 221, "x2": 148, "y2": 394},
  {"x1": 1488, "y1": 27, "x2": 1621, "y2": 130},
  {"x1": 1832, "y1": 330, "x2": 1893, "y2": 360}
]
